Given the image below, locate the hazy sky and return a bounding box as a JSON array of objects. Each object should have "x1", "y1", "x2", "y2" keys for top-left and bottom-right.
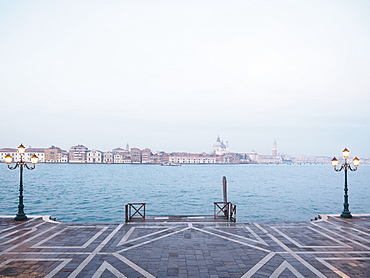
[{"x1": 1, "y1": 0, "x2": 369, "y2": 157}]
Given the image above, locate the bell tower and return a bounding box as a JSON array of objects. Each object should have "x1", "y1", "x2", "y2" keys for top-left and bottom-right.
[{"x1": 272, "y1": 139, "x2": 277, "y2": 156}]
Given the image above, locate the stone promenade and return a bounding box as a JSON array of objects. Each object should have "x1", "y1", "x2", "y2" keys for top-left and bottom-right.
[{"x1": 0, "y1": 214, "x2": 369, "y2": 277}]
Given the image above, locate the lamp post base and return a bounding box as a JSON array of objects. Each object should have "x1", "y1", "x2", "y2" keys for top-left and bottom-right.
[
  {"x1": 340, "y1": 211, "x2": 352, "y2": 218},
  {"x1": 14, "y1": 214, "x2": 28, "y2": 221}
]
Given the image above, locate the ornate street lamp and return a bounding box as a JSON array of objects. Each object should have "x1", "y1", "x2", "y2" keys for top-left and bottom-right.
[
  {"x1": 331, "y1": 148, "x2": 360, "y2": 218},
  {"x1": 4, "y1": 144, "x2": 38, "y2": 221}
]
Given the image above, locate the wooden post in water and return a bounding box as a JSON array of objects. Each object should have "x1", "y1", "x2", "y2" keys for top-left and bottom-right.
[
  {"x1": 223, "y1": 176, "x2": 227, "y2": 203},
  {"x1": 223, "y1": 176, "x2": 228, "y2": 217}
]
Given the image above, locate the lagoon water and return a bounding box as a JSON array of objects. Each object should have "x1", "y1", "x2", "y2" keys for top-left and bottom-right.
[{"x1": 0, "y1": 163, "x2": 369, "y2": 223}]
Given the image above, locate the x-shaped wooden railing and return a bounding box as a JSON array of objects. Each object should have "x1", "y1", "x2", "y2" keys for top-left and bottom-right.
[
  {"x1": 214, "y1": 202, "x2": 229, "y2": 218},
  {"x1": 214, "y1": 202, "x2": 236, "y2": 222},
  {"x1": 125, "y1": 203, "x2": 146, "y2": 222}
]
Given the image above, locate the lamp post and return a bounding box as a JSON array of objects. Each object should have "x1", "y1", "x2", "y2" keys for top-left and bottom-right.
[
  {"x1": 4, "y1": 144, "x2": 38, "y2": 221},
  {"x1": 331, "y1": 148, "x2": 360, "y2": 219}
]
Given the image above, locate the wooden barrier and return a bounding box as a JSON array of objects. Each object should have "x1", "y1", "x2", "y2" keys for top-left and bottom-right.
[
  {"x1": 214, "y1": 202, "x2": 236, "y2": 222},
  {"x1": 125, "y1": 203, "x2": 146, "y2": 223},
  {"x1": 214, "y1": 202, "x2": 229, "y2": 218}
]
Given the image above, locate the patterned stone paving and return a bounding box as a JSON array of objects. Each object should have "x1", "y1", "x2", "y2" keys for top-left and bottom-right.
[{"x1": 0, "y1": 214, "x2": 369, "y2": 277}]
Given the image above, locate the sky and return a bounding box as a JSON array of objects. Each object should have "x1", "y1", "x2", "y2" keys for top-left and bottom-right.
[{"x1": 1, "y1": 0, "x2": 369, "y2": 157}]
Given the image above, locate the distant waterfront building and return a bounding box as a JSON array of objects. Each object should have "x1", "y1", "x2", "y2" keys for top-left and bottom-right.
[
  {"x1": 113, "y1": 152, "x2": 124, "y2": 163},
  {"x1": 151, "y1": 151, "x2": 169, "y2": 164},
  {"x1": 45, "y1": 146, "x2": 62, "y2": 163},
  {"x1": 130, "y1": 148, "x2": 142, "y2": 163},
  {"x1": 210, "y1": 136, "x2": 229, "y2": 155},
  {"x1": 237, "y1": 153, "x2": 254, "y2": 163},
  {"x1": 112, "y1": 148, "x2": 131, "y2": 163},
  {"x1": 87, "y1": 150, "x2": 103, "y2": 163},
  {"x1": 69, "y1": 145, "x2": 88, "y2": 163},
  {"x1": 169, "y1": 152, "x2": 216, "y2": 164},
  {"x1": 257, "y1": 154, "x2": 283, "y2": 164},
  {"x1": 61, "y1": 151, "x2": 69, "y2": 163},
  {"x1": 103, "y1": 151, "x2": 113, "y2": 163},
  {"x1": 248, "y1": 151, "x2": 259, "y2": 163},
  {"x1": 141, "y1": 148, "x2": 152, "y2": 164}
]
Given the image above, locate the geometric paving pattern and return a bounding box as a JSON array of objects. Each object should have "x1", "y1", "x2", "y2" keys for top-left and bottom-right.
[{"x1": 1, "y1": 215, "x2": 370, "y2": 277}]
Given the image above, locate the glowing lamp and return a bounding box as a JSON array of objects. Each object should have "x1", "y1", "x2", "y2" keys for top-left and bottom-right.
[
  {"x1": 342, "y1": 148, "x2": 350, "y2": 158},
  {"x1": 353, "y1": 157, "x2": 360, "y2": 167},
  {"x1": 31, "y1": 154, "x2": 39, "y2": 165},
  {"x1": 331, "y1": 157, "x2": 338, "y2": 167},
  {"x1": 4, "y1": 154, "x2": 13, "y2": 164},
  {"x1": 18, "y1": 144, "x2": 26, "y2": 155}
]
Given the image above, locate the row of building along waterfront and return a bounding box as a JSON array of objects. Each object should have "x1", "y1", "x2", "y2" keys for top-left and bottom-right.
[{"x1": 0, "y1": 137, "x2": 342, "y2": 164}]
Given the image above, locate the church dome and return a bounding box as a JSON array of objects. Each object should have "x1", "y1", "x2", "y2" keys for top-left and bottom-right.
[{"x1": 211, "y1": 136, "x2": 228, "y2": 155}]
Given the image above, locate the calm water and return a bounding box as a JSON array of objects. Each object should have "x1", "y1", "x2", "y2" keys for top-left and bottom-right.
[{"x1": 0, "y1": 163, "x2": 369, "y2": 223}]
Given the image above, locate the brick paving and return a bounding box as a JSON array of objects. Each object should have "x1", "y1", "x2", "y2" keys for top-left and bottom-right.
[{"x1": 0, "y1": 214, "x2": 369, "y2": 277}]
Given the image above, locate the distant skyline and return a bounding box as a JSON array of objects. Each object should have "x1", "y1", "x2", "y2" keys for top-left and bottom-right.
[{"x1": 1, "y1": 1, "x2": 369, "y2": 158}]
